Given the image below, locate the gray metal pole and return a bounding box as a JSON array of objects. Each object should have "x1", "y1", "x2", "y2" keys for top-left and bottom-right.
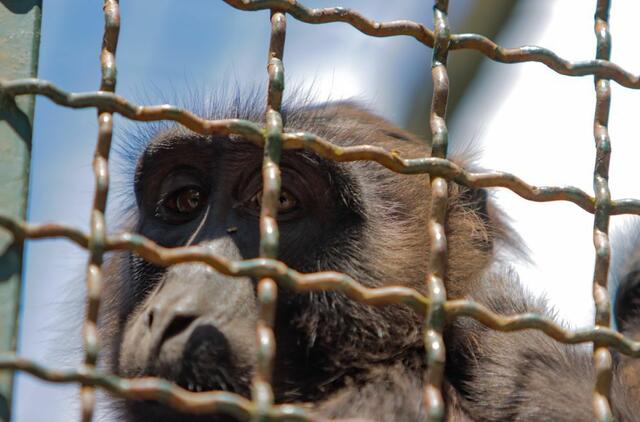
[{"x1": 0, "y1": 2, "x2": 42, "y2": 421}]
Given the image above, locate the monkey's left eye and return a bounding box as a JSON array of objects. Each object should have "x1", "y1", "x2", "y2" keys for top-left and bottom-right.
[
  {"x1": 239, "y1": 188, "x2": 302, "y2": 221},
  {"x1": 250, "y1": 190, "x2": 298, "y2": 214},
  {"x1": 157, "y1": 186, "x2": 206, "y2": 223}
]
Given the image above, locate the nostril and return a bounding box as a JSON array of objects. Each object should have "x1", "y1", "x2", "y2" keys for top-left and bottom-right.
[
  {"x1": 147, "y1": 310, "x2": 154, "y2": 328},
  {"x1": 159, "y1": 314, "x2": 198, "y2": 348}
]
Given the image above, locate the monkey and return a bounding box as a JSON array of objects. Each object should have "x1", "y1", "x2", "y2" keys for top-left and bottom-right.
[{"x1": 98, "y1": 97, "x2": 640, "y2": 421}]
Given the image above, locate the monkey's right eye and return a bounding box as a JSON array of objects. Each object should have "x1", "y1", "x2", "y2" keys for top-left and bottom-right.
[{"x1": 156, "y1": 186, "x2": 206, "y2": 223}]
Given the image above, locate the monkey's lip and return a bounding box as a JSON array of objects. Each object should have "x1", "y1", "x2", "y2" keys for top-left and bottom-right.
[
  {"x1": 123, "y1": 365, "x2": 245, "y2": 421},
  {"x1": 143, "y1": 355, "x2": 243, "y2": 395},
  {"x1": 174, "y1": 368, "x2": 238, "y2": 394}
]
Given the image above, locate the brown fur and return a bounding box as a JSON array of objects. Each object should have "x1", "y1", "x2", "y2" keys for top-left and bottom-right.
[
  {"x1": 446, "y1": 271, "x2": 640, "y2": 421},
  {"x1": 98, "y1": 102, "x2": 640, "y2": 421}
]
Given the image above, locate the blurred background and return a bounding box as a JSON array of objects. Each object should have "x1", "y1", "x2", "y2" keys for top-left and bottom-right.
[{"x1": 12, "y1": 1, "x2": 640, "y2": 420}]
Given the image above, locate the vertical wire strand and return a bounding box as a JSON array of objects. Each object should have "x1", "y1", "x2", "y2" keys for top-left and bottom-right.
[
  {"x1": 252, "y1": 9, "x2": 286, "y2": 421},
  {"x1": 591, "y1": 1, "x2": 613, "y2": 421},
  {"x1": 424, "y1": 1, "x2": 450, "y2": 420},
  {"x1": 80, "y1": 1, "x2": 119, "y2": 421}
]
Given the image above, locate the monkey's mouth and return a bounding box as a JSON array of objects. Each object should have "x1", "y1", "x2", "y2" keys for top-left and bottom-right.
[
  {"x1": 125, "y1": 370, "x2": 246, "y2": 422},
  {"x1": 175, "y1": 365, "x2": 242, "y2": 394},
  {"x1": 122, "y1": 325, "x2": 252, "y2": 421},
  {"x1": 156, "y1": 324, "x2": 251, "y2": 396},
  {"x1": 176, "y1": 324, "x2": 250, "y2": 395}
]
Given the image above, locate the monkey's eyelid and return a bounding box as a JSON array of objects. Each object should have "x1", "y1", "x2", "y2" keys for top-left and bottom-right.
[{"x1": 249, "y1": 189, "x2": 299, "y2": 213}]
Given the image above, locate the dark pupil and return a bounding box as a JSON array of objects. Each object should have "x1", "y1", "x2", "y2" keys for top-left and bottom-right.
[{"x1": 176, "y1": 189, "x2": 200, "y2": 213}]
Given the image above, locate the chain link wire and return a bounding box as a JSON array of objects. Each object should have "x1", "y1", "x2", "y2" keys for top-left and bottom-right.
[
  {"x1": 1, "y1": 0, "x2": 640, "y2": 420},
  {"x1": 79, "y1": 1, "x2": 120, "y2": 420},
  {"x1": 591, "y1": 2, "x2": 614, "y2": 420},
  {"x1": 423, "y1": 1, "x2": 450, "y2": 419}
]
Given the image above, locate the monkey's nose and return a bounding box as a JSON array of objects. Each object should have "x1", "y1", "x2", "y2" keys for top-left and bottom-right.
[
  {"x1": 148, "y1": 308, "x2": 200, "y2": 358},
  {"x1": 147, "y1": 307, "x2": 233, "y2": 369}
]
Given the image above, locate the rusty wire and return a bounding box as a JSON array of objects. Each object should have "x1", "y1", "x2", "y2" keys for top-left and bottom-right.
[
  {"x1": 7, "y1": 76, "x2": 640, "y2": 217},
  {"x1": 222, "y1": 0, "x2": 640, "y2": 89},
  {"x1": 79, "y1": 1, "x2": 120, "y2": 421},
  {"x1": 252, "y1": 9, "x2": 287, "y2": 421},
  {"x1": 0, "y1": 0, "x2": 640, "y2": 421},
  {"x1": 423, "y1": 1, "x2": 450, "y2": 420},
  {"x1": 8, "y1": 78, "x2": 640, "y2": 216},
  {"x1": 591, "y1": 1, "x2": 614, "y2": 420}
]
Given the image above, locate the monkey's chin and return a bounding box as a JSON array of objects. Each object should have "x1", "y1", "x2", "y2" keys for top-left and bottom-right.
[
  {"x1": 118, "y1": 324, "x2": 254, "y2": 421},
  {"x1": 119, "y1": 368, "x2": 250, "y2": 422},
  {"x1": 120, "y1": 366, "x2": 251, "y2": 422}
]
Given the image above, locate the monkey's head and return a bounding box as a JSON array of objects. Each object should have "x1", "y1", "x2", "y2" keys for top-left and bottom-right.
[{"x1": 100, "y1": 102, "x2": 508, "y2": 421}]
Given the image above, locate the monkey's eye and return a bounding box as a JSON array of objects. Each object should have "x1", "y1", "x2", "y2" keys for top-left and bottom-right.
[
  {"x1": 157, "y1": 186, "x2": 206, "y2": 223},
  {"x1": 249, "y1": 190, "x2": 299, "y2": 215},
  {"x1": 170, "y1": 187, "x2": 202, "y2": 213}
]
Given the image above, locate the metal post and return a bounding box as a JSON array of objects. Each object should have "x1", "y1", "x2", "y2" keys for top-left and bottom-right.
[{"x1": 0, "y1": 2, "x2": 42, "y2": 421}]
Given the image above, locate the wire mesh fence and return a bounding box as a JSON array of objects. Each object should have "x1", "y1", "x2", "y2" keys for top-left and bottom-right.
[{"x1": 1, "y1": 0, "x2": 640, "y2": 421}]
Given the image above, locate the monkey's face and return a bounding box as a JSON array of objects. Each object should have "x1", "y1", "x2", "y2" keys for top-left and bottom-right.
[
  {"x1": 114, "y1": 126, "x2": 364, "y2": 411},
  {"x1": 107, "y1": 104, "x2": 498, "y2": 420}
]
